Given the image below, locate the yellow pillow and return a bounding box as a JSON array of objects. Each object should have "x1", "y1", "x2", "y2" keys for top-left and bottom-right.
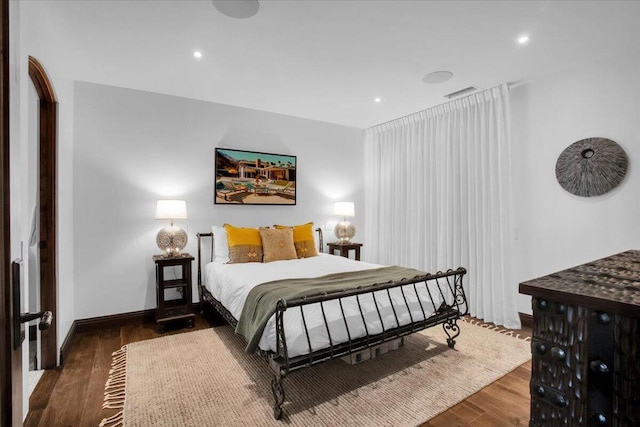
[
  {"x1": 224, "y1": 224, "x2": 263, "y2": 263},
  {"x1": 259, "y1": 228, "x2": 298, "y2": 263},
  {"x1": 274, "y1": 222, "x2": 319, "y2": 258}
]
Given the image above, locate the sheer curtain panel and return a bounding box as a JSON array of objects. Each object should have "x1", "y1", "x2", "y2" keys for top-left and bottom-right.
[{"x1": 364, "y1": 84, "x2": 520, "y2": 329}]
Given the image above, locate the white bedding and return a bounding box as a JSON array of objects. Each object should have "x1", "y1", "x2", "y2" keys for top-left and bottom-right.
[{"x1": 204, "y1": 254, "x2": 444, "y2": 357}]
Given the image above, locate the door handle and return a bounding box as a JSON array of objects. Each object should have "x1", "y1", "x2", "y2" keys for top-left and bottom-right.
[
  {"x1": 12, "y1": 259, "x2": 54, "y2": 348},
  {"x1": 19, "y1": 311, "x2": 53, "y2": 330}
]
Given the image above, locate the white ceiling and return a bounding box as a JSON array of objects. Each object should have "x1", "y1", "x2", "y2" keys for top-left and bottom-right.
[{"x1": 33, "y1": 0, "x2": 640, "y2": 129}]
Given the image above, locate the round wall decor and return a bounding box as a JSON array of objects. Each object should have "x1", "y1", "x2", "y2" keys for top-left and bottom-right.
[{"x1": 555, "y1": 137, "x2": 628, "y2": 197}]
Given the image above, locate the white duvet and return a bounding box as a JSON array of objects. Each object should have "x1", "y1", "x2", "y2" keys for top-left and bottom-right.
[{"x1": 205, "y1": 254, "x2": 444, "y2": 357}]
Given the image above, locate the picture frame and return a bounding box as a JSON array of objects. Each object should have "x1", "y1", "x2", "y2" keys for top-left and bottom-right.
[{"x1": 214, "y1": 148, "x2": 297, "y2": 205}]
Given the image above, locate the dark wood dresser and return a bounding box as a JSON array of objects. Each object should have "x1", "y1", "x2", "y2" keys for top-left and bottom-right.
[{"x1": 519, "y1": 250, "x2": 640, "y2": 426}]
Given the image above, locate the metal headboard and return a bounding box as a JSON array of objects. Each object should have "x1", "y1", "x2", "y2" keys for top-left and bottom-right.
[
  {"x1": 196, "y1": 232, "x2": 213, "y2": 290},
  {"x1": 315, "y1": 227, "x2": 324, "y2": 253}
]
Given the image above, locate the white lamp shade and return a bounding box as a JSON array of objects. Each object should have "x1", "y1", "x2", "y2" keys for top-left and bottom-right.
[
  {"x1": 333, "y1": 202, "x2": 355, "y2": 217},
  {"x1": 155, "y1": 200, "x2": 188, "y2": 220}
]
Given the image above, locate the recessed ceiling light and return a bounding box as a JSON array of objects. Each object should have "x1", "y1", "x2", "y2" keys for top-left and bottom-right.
[
  {"x1": 517, "y1": 35, "x2": 530, "y2": 45},
  {"x1": 422, "y1": 71, "x2": 454, "y2": 84},
  {"x1": 212, "y1": 0, "x2": 260, "y2": 19},
  {"x1": 374, "y1": 97, "x2": 382, "y2": 103},
  {"x1": 193, "y1": 51, "x2": 203, "y2": 59}
]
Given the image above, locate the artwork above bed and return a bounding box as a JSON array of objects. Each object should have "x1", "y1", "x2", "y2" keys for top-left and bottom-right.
[{"x1": 215, "y1": 147, "x2": 297, "y2": 205}]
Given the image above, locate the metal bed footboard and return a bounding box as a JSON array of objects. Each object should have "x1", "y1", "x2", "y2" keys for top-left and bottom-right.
[
  {"x1": 272, "y1": 268, "x2": 468, "y2": 370},
  {"x1": 269, "y1": 267, "x2": 467, "y2": 419},
  {"x1": 196, "y1": 230, "x2": 468, "y2": 421}
]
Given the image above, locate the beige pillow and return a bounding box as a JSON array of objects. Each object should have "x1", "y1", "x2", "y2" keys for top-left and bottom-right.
[
  {"x1": 259, "y1": 228, "x2": 297, "y2": 263},
  {"x1": 274, "y1": 222, "x2": 318, "y2": 258}
]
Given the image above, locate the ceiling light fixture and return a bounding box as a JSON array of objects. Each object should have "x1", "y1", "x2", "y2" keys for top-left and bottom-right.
[
  {"x1": 517, "y1": 35, "x2": 530, "y2": 45},
  {"x1": 212, "y1": 0, "x2": 259, "y2": 19},
  {"x1": 422, "y1": 71, "x2": 454, "y2": 84},
  {"x1": 193, "y1": 51, "x2": 203, "y2": 59}
]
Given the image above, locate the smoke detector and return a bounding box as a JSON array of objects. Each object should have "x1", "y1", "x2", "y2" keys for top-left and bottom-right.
[
  {"x1": 212, "y1": 0, "x2": 259, "y2": 19},
  {"x1": 422, "y1": 71, "x2": 454, "y2": 84}
]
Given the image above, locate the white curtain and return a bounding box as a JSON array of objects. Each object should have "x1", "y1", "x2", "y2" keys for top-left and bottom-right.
[{"x1": 364, "y1": 84, "x2": 520, "y2": 329}]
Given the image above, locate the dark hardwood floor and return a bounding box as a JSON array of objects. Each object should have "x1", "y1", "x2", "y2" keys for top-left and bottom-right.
[{"x1": 25, "y1": 315, "x2": 532, "y2": 426}]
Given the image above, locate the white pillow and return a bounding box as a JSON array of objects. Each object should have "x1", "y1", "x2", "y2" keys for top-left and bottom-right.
[{"x1": 211, "y1": 225, "x2": 229, "y2": 258}]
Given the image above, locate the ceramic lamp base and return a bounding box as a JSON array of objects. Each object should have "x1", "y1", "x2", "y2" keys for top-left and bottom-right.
[{"x1": 156, "y1": 225, "x2": 188, "y2": 256}]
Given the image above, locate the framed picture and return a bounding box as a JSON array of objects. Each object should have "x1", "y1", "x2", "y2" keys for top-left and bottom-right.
[{"x1": 214, "y1": 148, "x2": 297, "y2": 205}]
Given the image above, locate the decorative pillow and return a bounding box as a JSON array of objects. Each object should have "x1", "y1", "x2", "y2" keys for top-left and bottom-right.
[
  {"x1": 223, "y1": 224, "x2": 263, "y2": 263},
  {"x1": 259, "y1": 228, "x2": 298, "y2": 263},
  {"x1": 274, "y1": 222, "x2": 318, "y2": 258},
  {"x1": 211, "y1": 225, "x2": 229, "y2": 258}
]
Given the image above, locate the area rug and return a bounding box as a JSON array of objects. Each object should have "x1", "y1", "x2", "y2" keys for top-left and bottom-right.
[{"x1": 100, "y1": 320, "x2": 531, "y2": 427}]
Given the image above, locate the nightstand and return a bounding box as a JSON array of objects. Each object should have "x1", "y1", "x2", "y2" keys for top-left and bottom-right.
[
  {"x1": 153, "y1": 253, "x2": 196, "y2": 332},
  {"x1": 327, "y1": 242, "x2": 363, "y2": 261}
]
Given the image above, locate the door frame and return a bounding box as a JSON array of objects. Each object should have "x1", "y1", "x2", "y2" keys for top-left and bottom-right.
[
  {"x1": 1, "y1": 0, "x2": 20, "y2": 424},
  {"x1": 28, "y1": 55, "x2": 57, "y2": 370}
]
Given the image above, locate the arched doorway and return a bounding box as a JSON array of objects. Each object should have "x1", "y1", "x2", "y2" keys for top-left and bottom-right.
[{"x1": 28, "y1": 56, "x2": 57, "y2": 369}]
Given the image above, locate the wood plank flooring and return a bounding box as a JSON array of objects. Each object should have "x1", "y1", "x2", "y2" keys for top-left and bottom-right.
[{"x1": 24, "y1": 316, "x2": 532, "y2": 426}]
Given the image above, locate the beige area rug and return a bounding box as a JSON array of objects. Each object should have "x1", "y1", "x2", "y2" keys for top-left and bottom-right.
[{"x1": 100, "y1": 320, "x2": 531, "y2": 427}]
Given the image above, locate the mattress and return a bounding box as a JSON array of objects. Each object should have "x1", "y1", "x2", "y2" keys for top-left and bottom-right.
[{"x1": 204, "y1": 254, "x2": 444, "y2": 357}]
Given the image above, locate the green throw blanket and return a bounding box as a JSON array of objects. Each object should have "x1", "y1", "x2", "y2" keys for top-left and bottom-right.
[{"x1": 236, "y1": 266, "x2": 426, "y2": 354}]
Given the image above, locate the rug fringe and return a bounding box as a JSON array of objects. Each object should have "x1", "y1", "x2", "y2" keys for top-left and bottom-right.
[
  {"x1": 461, "y1": 317, "x2": 531, "y2": 341},
  {"x1": 99, "y1": 410, "x2": 123, "y2": 427},
  {"x1": 99, "y1": 345, "x2": 128, "y2": 426}
]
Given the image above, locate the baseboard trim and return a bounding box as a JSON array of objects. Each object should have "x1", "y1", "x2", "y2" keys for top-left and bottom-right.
[
  {"x1": 74, "y1": 308, "x2": 156, "y2": 334},
  {"x1": 59, "y1": 320, "x2": 76, "y2": 365},
  {"x1": 59, "y1": 303, "x2": 200, "y2": 365},
  {"x1": 519, "y1": 312, "x2": 533, "y2": 329}
]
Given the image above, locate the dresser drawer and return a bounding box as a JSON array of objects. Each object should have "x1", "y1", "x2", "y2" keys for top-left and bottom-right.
[{"x1": 530, "y1": 298, "x2": 589, "y2": 424}]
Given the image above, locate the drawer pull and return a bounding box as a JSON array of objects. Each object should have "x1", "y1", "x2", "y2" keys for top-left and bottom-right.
[
  {"x1": 596, "y1": 312, "x2": 611, "y2": 325},
  {"x1": 533, "y1": 342, "x2": 547, "y2": 355},
  {"x1": 552, "y1": 392, "x2": 567, "y2": 408},
  {"x1": 536, "y1": 385, "x2": 545, "y2": 397},
  {"x1": 594, "y1": 413, "x2": 607, "y2": 425},
  {"x1": 550, "y1": 347, "x2": 566, "y2": 361},
  {"x1": 589, "y1": 360, "x2": 610, "y2": 375},
  {"x1": 537, "y1": 299, "x2": 548, "y2": 310}
]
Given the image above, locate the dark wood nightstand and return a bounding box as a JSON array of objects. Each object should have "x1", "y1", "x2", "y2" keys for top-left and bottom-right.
[
  {"x1": 153, "y1": 253, "x2": 196, "y2": 332},
  {"x1": 327, "y1": 242, "x2": 363, "y2": 261}
]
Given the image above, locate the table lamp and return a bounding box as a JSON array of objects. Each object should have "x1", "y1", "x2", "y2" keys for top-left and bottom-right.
[
  {"x1": 333, "y1": 201, "x2": 355, "y2": 244},
  {"x1": 155, "y1": 200, "x2": 188, "y2": 256}
]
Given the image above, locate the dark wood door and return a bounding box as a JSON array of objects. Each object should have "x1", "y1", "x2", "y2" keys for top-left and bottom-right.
[
  {"x1": 28, "y1": 55, "x2": 58, "y2": 370},
  {"x1": 1, "y1": 0, "x2": 24, "y2": 424}
]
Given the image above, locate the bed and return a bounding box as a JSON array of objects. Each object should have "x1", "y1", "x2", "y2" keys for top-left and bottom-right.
[{"x1": 197, "y1": 228, "x2": 468, "y2": 420}]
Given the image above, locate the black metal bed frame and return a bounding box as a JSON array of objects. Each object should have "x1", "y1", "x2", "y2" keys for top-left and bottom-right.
[{"x1": 197, "y1": 229, "x2": 468, "y2": 420}]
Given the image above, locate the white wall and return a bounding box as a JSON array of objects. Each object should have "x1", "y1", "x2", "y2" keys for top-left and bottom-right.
[
  {"x1": 72, "y1": 82, "x2": 364, "y2": 319},
  {"x1": 511, "y1": 52, "x2": 640, "y2": 314}
]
